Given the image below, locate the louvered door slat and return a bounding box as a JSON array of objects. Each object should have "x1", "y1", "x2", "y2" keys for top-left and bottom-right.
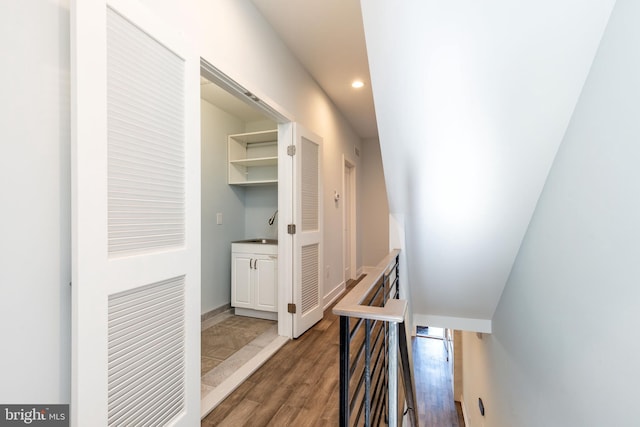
[
  {"x1": 107, "y1": 6, "x2": 185, "y2": 257},
  {"x1": 107, "y1": 275, "x2": 185, "y2": 427}
]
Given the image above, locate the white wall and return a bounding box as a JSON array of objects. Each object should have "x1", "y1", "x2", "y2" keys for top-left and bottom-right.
[
  {"x1": 242, "y1": 121, "x2": 278, "y2": 241},
  {"x1": 461, "y1": 1, "x2": 640, "y2": 425},
  {"x1": 0, "y1": 0, "x2": 365, "y2": 401},
  {"x1": 0, "y1": 0, "x2": 71, "y2": 403},
  {"x1": 141, "y1": 0, "x2": 363, "y2": 299},
  {"x1": 244, "y1": 186, "x2": 278, "y2": 240},
  {"x1": 201, "y1": 99, "x2": 245, "y2": 314},
  {"x1": 201, "y1": 99, "x2": 281, "y2": 315},
  {"x1": 360, "y1": 138, "x2": 389, "y2": 267}
]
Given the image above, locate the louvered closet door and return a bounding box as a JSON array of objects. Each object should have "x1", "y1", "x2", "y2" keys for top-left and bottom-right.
[
  {"x1": 292, "y1": 124, "x2": 323, "y2": 338},
  {"x1": 71, "y1": 0, "x2": 200, "y2": 425}
]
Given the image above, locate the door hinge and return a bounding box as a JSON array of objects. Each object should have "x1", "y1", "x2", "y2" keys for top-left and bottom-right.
[
  {"x1": 287, "y1": 145, "x2": 296, "y2": 156},
  {"x1": 288, "y1": 303, "x2": 297, "y2": 314},
  {"x1": 287, "y1": 224, "x2": 296, "y2": 234}
]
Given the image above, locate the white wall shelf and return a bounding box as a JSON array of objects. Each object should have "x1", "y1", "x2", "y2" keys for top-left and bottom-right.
[{"x1": 228, "y1": 130, "x2": 278, "y2": 185}]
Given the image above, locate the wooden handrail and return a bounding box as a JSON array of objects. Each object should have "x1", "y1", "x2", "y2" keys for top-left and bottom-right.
[
  {"x1": 332, "y1": 248, "x2": 402, "y2": 320},
  {"x1": 335, "y1": 249, "x2": 418, "y2": 427},
  {"x1": 333, "y1": 298, "x2": 406, "y2": 322}
]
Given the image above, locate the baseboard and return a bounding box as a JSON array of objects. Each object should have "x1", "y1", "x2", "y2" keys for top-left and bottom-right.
[
  {"x1": 460, "y1": 396, "x2": 471, "y2": 427},
  {"x1": 201, "y1": 303, "x2": 231, "y2": 322},
  {"x1": 323, "y1": 281, "x2": 346, "y2": 310},
  {"x1": 234, "y1": 307, "x2": 278, "y2": 321}
]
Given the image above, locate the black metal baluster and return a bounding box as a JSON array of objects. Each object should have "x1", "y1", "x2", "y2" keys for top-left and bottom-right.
[
  {"x1": 364, "y1": 319, "x2": 372, "y2": 426},
  {"x1": 340, "y1": 315, "x2": 350, "y2": 427}
]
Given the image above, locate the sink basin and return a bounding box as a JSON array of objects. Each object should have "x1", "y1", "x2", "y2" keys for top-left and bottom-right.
[{"x1": 234, "y1": 238, "x2": 278, "y2": 245}]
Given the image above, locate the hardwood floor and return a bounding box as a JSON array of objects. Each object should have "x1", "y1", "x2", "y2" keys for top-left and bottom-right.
[
  {"x1": 413, "y1": 336, "x2": 464, "y2": 427},
  {"x1": 202, "y1": 296, "x2": 464, "y2": 426}
]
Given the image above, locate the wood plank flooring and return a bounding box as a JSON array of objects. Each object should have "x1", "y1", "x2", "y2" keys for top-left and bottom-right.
[
  {"x1": 202, "y1": 296, "x2": 464, "y2": 426},
  {"x1": 413, "y1": 336, "x2": 463, "y2": 427}
]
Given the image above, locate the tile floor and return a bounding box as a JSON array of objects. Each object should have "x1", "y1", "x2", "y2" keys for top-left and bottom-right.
[{"x1": 200, "y1": 312, "x2": 278, "y2": 396}]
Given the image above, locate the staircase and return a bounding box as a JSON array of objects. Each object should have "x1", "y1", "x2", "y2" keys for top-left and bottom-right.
[{"x1": 333, "y1": 250, "x2": 418, "y2": 427}]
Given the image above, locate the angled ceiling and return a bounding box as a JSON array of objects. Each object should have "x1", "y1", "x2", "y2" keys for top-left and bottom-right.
[
  {"x1": 251, "y1": 0, "x2": 616, "y2": 330},
  {"x1": 360, "y1": 0, "x2": 616, "y2": 329},
  {"x1": 250, "y1": 0, "x2": 377, "y2": 139}
]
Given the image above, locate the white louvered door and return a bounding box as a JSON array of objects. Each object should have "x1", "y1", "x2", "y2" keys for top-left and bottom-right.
[
  {"x1": 71, "y1": 0, "x2": 200, "y2": 425},
  {"x1": 292, "y1": 124, "x2": 323, "y2": 338}
]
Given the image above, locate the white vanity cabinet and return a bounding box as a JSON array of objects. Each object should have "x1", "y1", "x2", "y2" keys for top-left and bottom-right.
[{"x1": 231, "y1": 242, "x2": 278, "y2": 318}]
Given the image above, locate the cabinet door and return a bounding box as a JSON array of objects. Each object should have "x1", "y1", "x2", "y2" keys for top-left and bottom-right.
[
  {"x1": 254, "y1": 255, "x2": 277, "y2": 312},
  {"x1": 232, "y1": 253, "x2": 253, "y2": 308}
]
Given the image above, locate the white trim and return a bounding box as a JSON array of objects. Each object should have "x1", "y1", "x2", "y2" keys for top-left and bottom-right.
[
  {"x1": 201, "y1": 304, "x2": 231, "y2": 322},
  {"x1": 200, "y1": 58, "x2": 294, "y2": 124},
  {"x1": 277, "y1": 122, "x2": 294, "y2": 338},
  {"x1": 200, "y1": 335, "x2": 288, "y2": 419},
  {"x1": 357, "y1": 266, "x2": 365, "y2": 277},
  {"x1": 323, "y1": 281, "x2": 346, "y2": 310},
  {"x1": 413, "y1": 314, "x2": 492, "y2": 334},
  {"x1": 461, "y1": 396, "x2": 471, "y2": 427}
]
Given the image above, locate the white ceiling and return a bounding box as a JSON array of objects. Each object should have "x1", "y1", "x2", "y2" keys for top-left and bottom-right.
[
  {"x1": 360, "y1": 0, "x2": 616, "y2": 328},
  {"x1": 250, "y1": 0, "x2": 377, "y2": 139}
]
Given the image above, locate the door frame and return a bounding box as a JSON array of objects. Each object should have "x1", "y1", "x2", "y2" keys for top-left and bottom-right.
[
  {"x1": 200, "y1": 59, "x2": 296, "y2": 338},
  {"x1": 342, "y1": 154, "x2": 357, "y2": 284}
]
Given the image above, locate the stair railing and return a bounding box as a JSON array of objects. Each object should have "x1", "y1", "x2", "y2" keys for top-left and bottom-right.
[{"x1": 333, "y1": 250, "x2": 418, "y2": 427}]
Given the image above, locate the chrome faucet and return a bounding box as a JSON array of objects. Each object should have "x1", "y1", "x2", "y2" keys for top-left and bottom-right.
[{"x1": 268, "y1": 210, "x2": 278, "y2": 226}]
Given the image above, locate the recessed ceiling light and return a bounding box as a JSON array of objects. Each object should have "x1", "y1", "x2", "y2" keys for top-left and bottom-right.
[{"x1": 351, "y1": 80, "x2": 365, "y2": 89}]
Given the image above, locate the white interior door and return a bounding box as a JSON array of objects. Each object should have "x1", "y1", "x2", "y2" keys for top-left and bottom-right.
[
  {"x1": 292, "y1": 123, "x2": 323, "y2": 338},
  {"x1": 71, "y1": 1, "x2": 200, "y2": 425}
]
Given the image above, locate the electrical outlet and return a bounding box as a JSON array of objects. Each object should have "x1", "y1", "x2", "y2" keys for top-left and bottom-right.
[{"x1": 216, "y1": 213, "x2": 223, "y2": 225}]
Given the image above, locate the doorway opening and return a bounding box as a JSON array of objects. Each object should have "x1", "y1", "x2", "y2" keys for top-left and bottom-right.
[
  {"x1": 198, "y1": 59, "x2": 324, "y2": 415},
  {"x1": 199, "y1": 61, "x2": 291, "y2": 415},
  {"x1": 413, "y1": 329, "x2": 465, "y2": 425},
  {"x1": 416, "y1": 325, "x2": 445, "y2": 339},
  {"x1": 343, "y1": 157, "x2": 357, "y2": 285}
]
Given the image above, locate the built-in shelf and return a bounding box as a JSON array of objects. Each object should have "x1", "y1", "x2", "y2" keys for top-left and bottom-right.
[
  {"x1": 228, "y1": 130, "x2": 278, "y2": 185},
  {"x1": 229, "y1": 157, "x2": 277, "y2": 168}
]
